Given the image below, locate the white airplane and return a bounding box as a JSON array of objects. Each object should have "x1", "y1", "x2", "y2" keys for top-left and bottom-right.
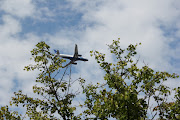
[{"x1": 54, "y1": 44, "x2": 88, "y2": 66}]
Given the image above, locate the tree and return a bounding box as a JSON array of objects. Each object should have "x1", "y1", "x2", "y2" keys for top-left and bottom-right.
[
  {"x1": 81, "y1": 39, "x2": 179, "y2": 119},
  {"x1": 0, "y1": 38, "x2": 179, "y2": 119},
  {"x1": 1, "y1": 42, "x2": 81, "y2": 120}
]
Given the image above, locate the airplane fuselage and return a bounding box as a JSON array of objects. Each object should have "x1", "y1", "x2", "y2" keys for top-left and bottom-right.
[{"x1": 58, "y1": 54, "x2": 88, "y2": 62}]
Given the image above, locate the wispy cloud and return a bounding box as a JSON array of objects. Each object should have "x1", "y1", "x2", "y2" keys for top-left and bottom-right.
[{"x1": 0, "y1": 0, "x2": 35, "y2": 18}]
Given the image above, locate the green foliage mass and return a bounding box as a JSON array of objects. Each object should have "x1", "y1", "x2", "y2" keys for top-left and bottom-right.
[
  {"x1": 83, "y1": 39, "x2": 179, "y2": 120},
  {"x1": 0, "y1": 39, "x2": 179, "y2": 120}
]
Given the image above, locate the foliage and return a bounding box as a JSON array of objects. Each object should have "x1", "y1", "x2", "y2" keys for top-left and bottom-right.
[
  {"x1": 0, "y1": 39, "x2": 179, "y2": 119},
  {"x1": 153, "y1": 87, "x2": 180, "y2": 119},
  {"x1": 81, "y1": 38, "x2": 179, "y2": 119},
  {"x1": 0, "y1": 105, "x2": 21, "y2": 120}
]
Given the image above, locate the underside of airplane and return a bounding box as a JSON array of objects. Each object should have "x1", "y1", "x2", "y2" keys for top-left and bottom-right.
[{"x1": 54, "y1": 44, "x2": 88, "y2": 67}]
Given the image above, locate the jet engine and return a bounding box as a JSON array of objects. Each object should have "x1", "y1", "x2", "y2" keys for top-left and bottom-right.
[
  {"x1": 72, "y1": 62, "x2": 77, "y2": 65},
  {"x1": 78, "y1": 54, "x2": 82, "y2": 57}
]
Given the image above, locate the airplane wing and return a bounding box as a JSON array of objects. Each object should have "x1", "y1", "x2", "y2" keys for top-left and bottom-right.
[
  {"x1": 61, "y1": 56, "x2": 73, "y2": 60},
  {"x1": 77, "y1": 57, "x2": 88, "y2": 61}
]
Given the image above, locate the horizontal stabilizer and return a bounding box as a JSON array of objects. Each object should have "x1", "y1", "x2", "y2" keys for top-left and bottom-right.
[{"x1": 72, "y1": 62, "x2": 77, "y2": 65}]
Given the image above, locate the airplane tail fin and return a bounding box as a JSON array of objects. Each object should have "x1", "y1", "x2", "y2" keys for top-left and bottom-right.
[
  {"x1": 74, "y1": 44, "x2": 78, "y2": 58},
  {"x1": 54, "y1": 49, "x2": 57, "y2": 53},
  {"x1": 74, "y1": 44, "x2": 82, "y2": 57}
]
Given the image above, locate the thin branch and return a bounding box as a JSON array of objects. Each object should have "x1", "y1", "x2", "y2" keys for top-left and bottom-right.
[
  {"x1": 67, "y1": 64, "x2": 72, "y2": 94},
  {"x1": 151, "y1": 112, "x2": 157, "y2": 120},
  {"x1": 53, "y1": 69, "x2": 61, "y2": 78}
]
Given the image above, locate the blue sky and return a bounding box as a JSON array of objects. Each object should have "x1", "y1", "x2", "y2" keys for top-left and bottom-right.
[{"x1": 0, "y1": 0, "x2": 180, "y2": 118}]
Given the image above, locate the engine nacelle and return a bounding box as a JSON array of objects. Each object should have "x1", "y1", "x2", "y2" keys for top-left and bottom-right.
[
  {"x1": 72, "y1": 62, "x2": 77, "y2": 65},
  {"x1": 78, "y1": 54, "x2": 82, "y2": 57}
]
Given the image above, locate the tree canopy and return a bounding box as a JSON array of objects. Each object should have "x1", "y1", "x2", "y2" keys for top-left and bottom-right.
[{"x1": 0, "y1": 38, "x2": 179, "y2": 120}]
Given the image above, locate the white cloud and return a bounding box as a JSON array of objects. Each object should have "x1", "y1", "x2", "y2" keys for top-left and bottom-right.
[
  {"x1": 0, "y1": 15, "x2": 21, "y2": 38},
  {"x1": 0, "y1": 0, "x2": 35, "y2": 18},
  {"x1": 0, "y1": 0, "x2": 56, "y2": 21},
  {"x1": 0, "y1": 15, "x2": 41, "y2": 105},
  {"x1": 0, "y1": 37, "x2": 39, "y2": 104}
]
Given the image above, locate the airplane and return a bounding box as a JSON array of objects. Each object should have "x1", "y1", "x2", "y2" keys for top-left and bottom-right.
[{"x1": 54, "y1": 44, "x2": 88, "y2": 66}]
